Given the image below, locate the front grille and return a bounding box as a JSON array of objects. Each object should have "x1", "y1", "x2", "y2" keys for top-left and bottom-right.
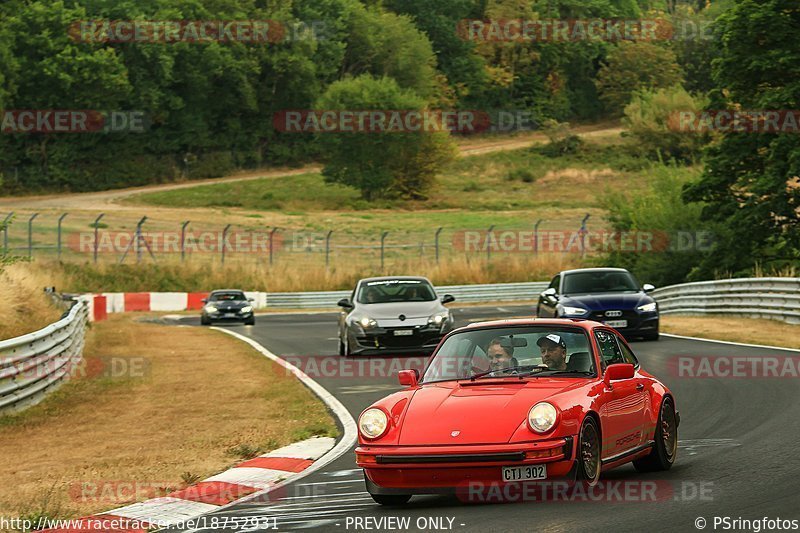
[{"x1": 589, "y1": 310, "x2": 640, "y2": 329}]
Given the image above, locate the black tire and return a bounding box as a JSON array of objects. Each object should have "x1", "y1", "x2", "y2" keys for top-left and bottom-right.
[
  {"x1": 338, "y1": 335, "x2": 345, "y2": 357},
  {"x1": 200, "y1": 316, "x2": 211, "y2": 326},
  {"x1": 369, "y1": 493, "x2": 411, "y2": 506},
  {"x1": 634, "y1": 397, "x2": 677, "y2": 472},
  {"x1": 576, "y1": 416, "x2": 601, "y2": 486},
  {"x1": 643, "y1": 331, "x2": 660, "y2": 341},
  {"x1": 244, "y1": 317, "x2": 255, "y2": 326},
  {"x1": 340, "y1": 333, "x2": 351, "y2": 357},
  {"x1": 535, "y1": 304, "x2": 542, "y2": 318}
]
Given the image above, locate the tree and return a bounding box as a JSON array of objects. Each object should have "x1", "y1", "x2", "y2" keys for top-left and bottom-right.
[
  {"x1": 314, "y1": 75, "x2": 456, "y2": 201},
  {"x1": 682, "y1": 0, "x2": 800, "y2": 276},
  {"x1": 596, "y1": 41, "x2": 684, "y2": 114}
]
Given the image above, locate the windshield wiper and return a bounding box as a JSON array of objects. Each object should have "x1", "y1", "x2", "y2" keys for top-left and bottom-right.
[{"x1": 469, "y1": 364, "x2": 552, "y2": 381}]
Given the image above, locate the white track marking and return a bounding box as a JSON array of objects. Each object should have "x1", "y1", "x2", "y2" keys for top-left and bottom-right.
[{"x1": 661, "y1": 333, "x2": 800, "y2": 353}]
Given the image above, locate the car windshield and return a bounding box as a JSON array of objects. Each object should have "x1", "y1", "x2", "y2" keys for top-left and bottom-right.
[
  {"x1": 209, "y1": 292, "x2": 246, "y2": 301},
  {"x1": 562, "y1": 271, "x2": 640, "y2": 295},
  {"x1": 421, "y1": 327, "x2": 596, "y2": 383},
  {"x1": 357, "y1": 279, "x2": 436, "y2": 304}
]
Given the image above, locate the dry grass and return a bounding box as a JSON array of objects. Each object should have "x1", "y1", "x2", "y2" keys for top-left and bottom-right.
[
  {"x1": 0, "y1": 263, "x2": 64, "y2": 340},
  {"x1": 661, "y1": 315, "x2": 800, "y2": 349},
  {"x1": 0, "y1": 315, "x2": 336, "y2": 522},
  {"x1": 34, "y1": 253, "x2": 584, "y2": 293}
]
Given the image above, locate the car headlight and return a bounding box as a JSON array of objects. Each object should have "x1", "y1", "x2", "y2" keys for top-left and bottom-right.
[
  {"x1": 637, "y1": 302, "x2": 657, "y2": 313},
  {"x1": 427, "y1": 312, "x2": 448, "y2": 326},
  {"x1": 241, "y1": 305, "x2": 253, "y2": 313},
  {"x1": 359, "y1": 408, "x2": 388, "y2": 439},
  {"x1": 358, "y1": 316, "x2": 378, "y2": 328},
  {"x1": 561, "y1": 306, "x2": 588, "y2": 316},
  {"x1": 204, "y1": 305, "x2": 218, "y2": 313},
  {"x1": 528, "y1": 402, "x2": 558, "y2": 433}
]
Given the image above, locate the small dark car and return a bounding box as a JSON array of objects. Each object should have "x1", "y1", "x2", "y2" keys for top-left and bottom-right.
[
  {"x1": 337, "y1": 276, "x2": 456, "y2": 356},
  {"x1": 536, "y1": 268, "x2": 659, "y2": 340},
  {"x1": 200, "y1": 289, "x2": 255, "y2": 326}
]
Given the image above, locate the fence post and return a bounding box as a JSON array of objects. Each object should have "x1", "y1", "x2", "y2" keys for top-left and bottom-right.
[
  {"x1": 485, "y1": 224, "x2": 495, "y2": 263},
  {"x1": 380, "y1": 231, "x2": 389, "y2": 270},
  {"x1": 534, "y1": 219, "x2": 542, "y2": 255},
  {"x1": 2, "y1": 212, "x2": 13, "y2": 254},
  {"x1": 325, "y1": 230, "x2": 333, "y2": 268},
  {"x1": 57, "y1": 213, "x2": 68, "y2": 260},
  {"x1": 180, "y1": 221, "x2": 190, "y2": 262},
  {"x1": 435, "y1": 227, "x2": 443, "y2": 263},
  {"x1": 580, "y1": 213, "x2": 590, "y2": 257},
  {"x1": 136, "y1": 216, "x2": 147, "y2": 264},
  {"x1": 27, "y1": 213, "x2": 39, "y2": 259},
  {"x1": 93, "y1": 213, "x2": 105, "y2": 264},
  {"x1": 221, "y1": 224, "x2": 231, "y2": 265},
  {"x1": 269, "y1": 227, "x2": 281, "y2": 266}
]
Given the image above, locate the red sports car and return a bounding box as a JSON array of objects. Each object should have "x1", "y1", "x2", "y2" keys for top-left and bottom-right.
[{"x1": 355, "y1": 318, "x2": 679, "y2": 505}]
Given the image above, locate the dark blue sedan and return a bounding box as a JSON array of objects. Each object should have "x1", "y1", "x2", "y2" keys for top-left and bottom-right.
[{"x1": 536, "y1": 268, "x2": 659, "y2": 340}]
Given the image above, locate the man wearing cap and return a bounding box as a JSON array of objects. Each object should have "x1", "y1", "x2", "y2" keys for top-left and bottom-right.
[{"x1": 537, "y1": 334, "x2": 568, "y2": 370}]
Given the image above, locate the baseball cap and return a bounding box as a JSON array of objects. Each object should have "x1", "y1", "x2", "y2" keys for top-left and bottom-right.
[{"x1": 536, "y1": 333, "x2": 566, "y2": 349}]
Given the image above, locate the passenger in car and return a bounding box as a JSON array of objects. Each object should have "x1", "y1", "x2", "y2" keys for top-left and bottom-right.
[{"x1": 537, "y1": 334, "x2": 568, "y2": 370}]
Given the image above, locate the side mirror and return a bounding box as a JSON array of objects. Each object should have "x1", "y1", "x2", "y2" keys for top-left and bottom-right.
[
  {"x1": 398, "y1": 369, "x2": 419, "y2": 387},
  {"x1": 337, "y1": 298, "x2": 353, "y2": 308},
  {"x1": 248, "y1": 297, "x2": 254, "y2": 302},
  {"x1": 542, "y1": 287, "x2": 557, "y2": 299},
  {"x1": 441, "y1": 294, "x2": 455, "y2": 304},
  {"x1": 604, "y1": 363, "x2": 635, "y2": 387},
  {"x1": 201, "y1": 298, "x2": 207, "y2": 303},
  {"x1": 642, "y1": 283, "x2": 655, "y2": 293}
]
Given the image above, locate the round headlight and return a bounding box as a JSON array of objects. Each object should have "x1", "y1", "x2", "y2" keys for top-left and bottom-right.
[
  {"x1": 359, "y1": 408, "x2": 389, "y2": 439},
  {"x1": 528, "y1": 402, "x2": 558, "y2": 433}
]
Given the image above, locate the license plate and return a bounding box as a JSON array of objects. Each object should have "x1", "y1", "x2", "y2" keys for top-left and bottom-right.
[
  {"x1": 502, "y1": 465, "x2": 547, "y2": 482},
  {"x1": 224, "y1": 313, "x2": 237, "y2": 318},
  {"x1": 393, "y1": 329, "x2": 413, "y2": 336},
  {"x1": 604, "y1": 320, "x2": 627, "y2": 328}
]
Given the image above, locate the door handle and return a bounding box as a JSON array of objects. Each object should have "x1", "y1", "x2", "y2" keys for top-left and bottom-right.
[{"x1": 636, "y1": 383, "x2": 644, "y2": 391}]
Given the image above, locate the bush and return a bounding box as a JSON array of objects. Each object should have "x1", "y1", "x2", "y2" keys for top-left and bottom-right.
[
  {"x1": 623, "y1": 86, "x2": 710, "y2": 163},
  {"x1": 539, "y1": 135, "x2": 585, "y2": 158},
  {"x1": 506, "y1": 168, "x2": 537, "y2": 183}
]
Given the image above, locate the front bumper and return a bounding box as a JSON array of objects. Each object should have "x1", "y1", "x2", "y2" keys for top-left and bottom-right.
[
  {"x1": 580, "y1": 310, "x2": 659, "y2": 336},
  {"x1": 203, "y1": 310, "x2": 253, "y2": 322},
  {"x1": 349, "y1": 324, "x2": 451, "y2": 355},
  {"x1": 356, "y1": 438, "x2": 576, "y2": 495}
]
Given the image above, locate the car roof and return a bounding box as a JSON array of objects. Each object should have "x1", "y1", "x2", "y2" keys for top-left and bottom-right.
[
  {"x1": 209, "y1": 289, "x2": 246, "y2": 294},
  {"x1": 460, "y1": 317, "x2": 604, "y2": 331},
  {"x1": 558, "y1": 267, "x2": 631, "y2": 276},
  {"x1": 358, "y1": 276, "x2": 433, "y2": 284}
]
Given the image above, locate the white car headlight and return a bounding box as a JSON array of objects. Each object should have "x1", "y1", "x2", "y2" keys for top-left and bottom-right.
[
  {"x1": 637, "y1": 302, "x2": 657, "y2": 313},
  {"x1": 359, "y1": 408, "x2": 388, "y2": 439},
  {"x1": 561, "y1": 306, "x2": 588, "y2": 316},
  {"x1": 359, "y1": 316, "x2": 378, "y2": 328},
  {"x1": 428, "y1": 312, "x2": 448, "y2": 325},
  {"x1": 241, "y1": 305, "x2": 253, "y2": 313},
  {"x1": 204, "y1": 305, "x2": 218, "y2": 313},
  {"x1": 528, "y1": 402, "x2": 558, "y2": 433}
]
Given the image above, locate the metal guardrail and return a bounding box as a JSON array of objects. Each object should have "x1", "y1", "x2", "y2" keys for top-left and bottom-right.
[
  {"x1": 265, "y1": 282, "x2": 549, "y2": 308},
  {"x1": 652, "y1": 277, "x2": 800, "y2": 324},
  {"x1": 0, "y1": 298, "x2": 89, "y2": 413}
]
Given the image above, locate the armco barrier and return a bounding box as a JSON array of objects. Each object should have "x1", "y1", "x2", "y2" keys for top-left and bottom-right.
[
  {"x1": 264, "y1": 282, "x2": 549, "y2": 308},
  {"x1": 651, "y1": 277, "x2": 800, "y2": 325},
  {"x1": 0, "y1": 298, "x2": 89, "y2": 413}
]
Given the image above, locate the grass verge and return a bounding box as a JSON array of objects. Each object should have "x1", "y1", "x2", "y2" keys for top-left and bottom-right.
[
  {"x1": 0, "y1": 263, "x2": 64, "y2": 340},
  {"x1": 661, "y1": 316, "x2": 800, "y2": 350},
  {"x1": 0, "y1": 315, "x2": 336, "y2": 524}
]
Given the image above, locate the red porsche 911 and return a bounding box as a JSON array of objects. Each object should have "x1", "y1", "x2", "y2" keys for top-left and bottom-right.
[{"x1": 355, "y1": 318, "x2": 679, "y2": 505}]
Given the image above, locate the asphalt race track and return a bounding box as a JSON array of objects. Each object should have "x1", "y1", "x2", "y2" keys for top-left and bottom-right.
[{"x1": 170, "y1": 306, "x2": 800, "y2": 533}]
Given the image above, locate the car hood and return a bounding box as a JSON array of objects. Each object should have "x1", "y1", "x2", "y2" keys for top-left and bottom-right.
[
  {"x1": 357, "y1": 301, "x2": 443, "y2": 319},
  {"x1": 398, "y1": 380, "x2": 582, "y2": 445},
  {"x1": 560, "y1": 292, "x2": 651, "y2": 310}
]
